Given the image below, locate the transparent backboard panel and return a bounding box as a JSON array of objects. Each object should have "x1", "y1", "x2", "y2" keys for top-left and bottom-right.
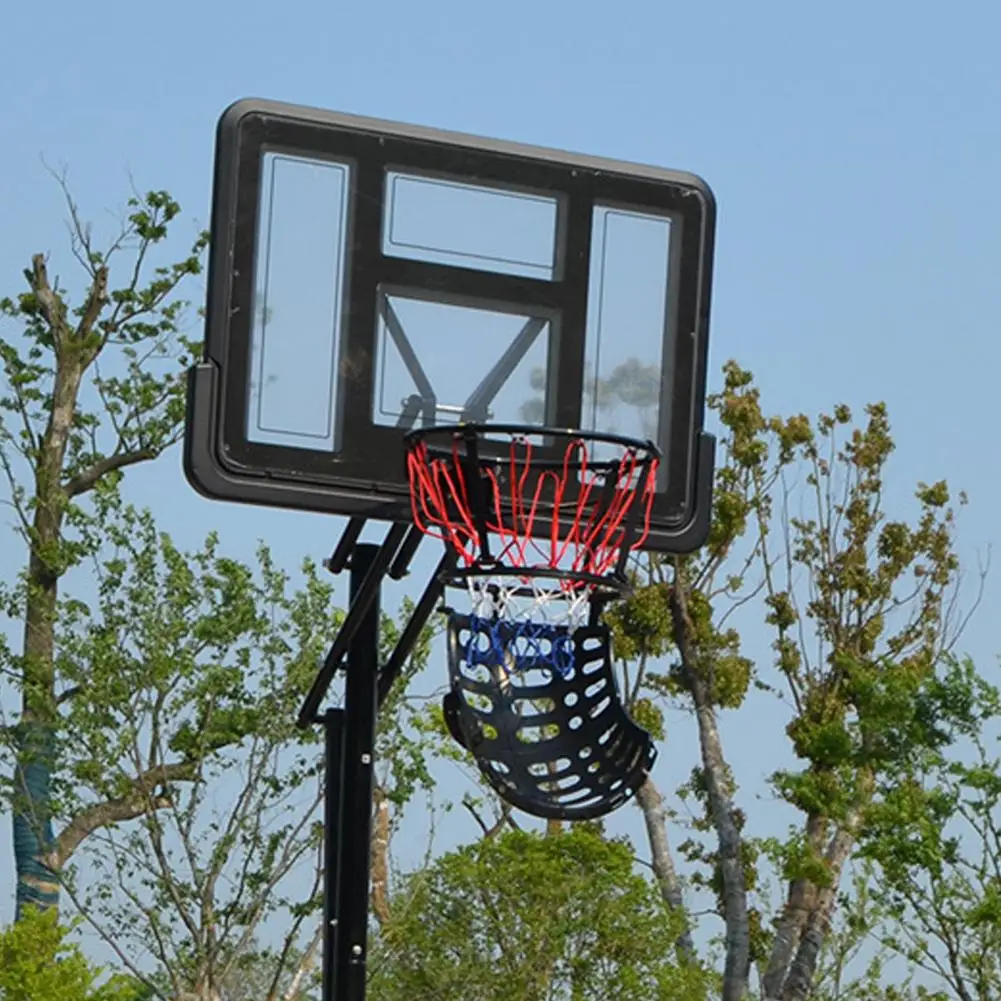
[
  {"x1": 581, "y1": 205, "x2": 675, "y2": 458},
  {"x1": 382, "y1": 172, "x2": 560, "y2": 280},
  {"x1": 246, "y1": 153, "x2": 351, "y2": 451},
  {"x1": 244, "y1": 159, "x2": 675, "y2": 467},
  {"x1": 374, "y1": 291, "x2": 553, "y2": 429}
]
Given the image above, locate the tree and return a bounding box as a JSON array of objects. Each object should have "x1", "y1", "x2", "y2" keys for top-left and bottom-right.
[
  {"x1": 369, "y1": 825, "x2": 713, "y2": 1001},
  {"x1": 2, "y1": 483, "x2": 437, "y2": 1000},
  {"x1": 0, "y1": 180, "x2": 207, "y2": 915},
  {"x1": 603, "y1": 361, "x2": 974, "y2": 1000},
  {"x1": 0, "y1": 906, "x2": 143, "y2": 1001},
  {"x1": 859, "y1": 656, "x2": 1001, "y2": 1000},
  {"x1": 46, "y1": 500, "x2": 331, "y2": 1001}
]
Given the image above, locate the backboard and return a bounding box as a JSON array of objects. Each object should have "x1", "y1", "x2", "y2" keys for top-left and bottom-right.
[{"x1": 184, "y1": 99, "x2": 717, "y2": 552}]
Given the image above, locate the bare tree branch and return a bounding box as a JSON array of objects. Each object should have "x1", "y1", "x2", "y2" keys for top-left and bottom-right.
[
  {"x1": 28, "y1": 253, "x2": 68, "y2": 345},
  {"x1": 63, "y1": 447, "x2": 158, "y2": 497},
  {"x1": 75, "y1": 264, "x2": 109, "y2": 339},
  {"x1": 462, "y1": 796, "x2": 513, "y2": 840},
  {"x1": 282, "y1": 924, "x2": 323, "y2": 1001},
  {"x1": 635, "y1": 776, "x2": 695, "y2": 962},
  {"x1": 46, "y1": 759, "x2": 198, "y2": 869}
]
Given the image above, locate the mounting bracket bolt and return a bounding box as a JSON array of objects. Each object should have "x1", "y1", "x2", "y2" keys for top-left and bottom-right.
[
  {"x1": 351, "y1": 944, "x2": 363, "y2": 956},
  {"x1": 361, "y1": 753, "x2": 372, "y2": 765}
]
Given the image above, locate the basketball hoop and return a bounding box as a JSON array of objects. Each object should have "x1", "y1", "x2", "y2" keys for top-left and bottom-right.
[
  {"x1": 405, "y1": 422, "x2": 660, "y2": 591},
  {"x1": 406, "y1": 423, "x2": 661, "y2": 819}
]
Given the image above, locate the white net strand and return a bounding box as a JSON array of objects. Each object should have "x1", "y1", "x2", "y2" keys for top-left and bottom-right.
[{"x1": 465, "y1": 575, "x2": 592, "y2": 634}]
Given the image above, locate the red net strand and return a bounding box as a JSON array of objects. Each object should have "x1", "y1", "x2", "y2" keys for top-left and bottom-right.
[{"x1": 406, "y1": 432, "x2": 659, "y2": 587}]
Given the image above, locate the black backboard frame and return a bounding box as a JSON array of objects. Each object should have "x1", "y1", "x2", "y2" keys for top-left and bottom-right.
[{"x1": 184, "y1": 99, "x2": 717, "y2": 551}]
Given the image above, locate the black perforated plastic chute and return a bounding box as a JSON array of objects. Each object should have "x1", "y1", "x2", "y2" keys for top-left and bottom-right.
[{"x1": 444, "y1": 612, "x2": 657, "y2": 820}]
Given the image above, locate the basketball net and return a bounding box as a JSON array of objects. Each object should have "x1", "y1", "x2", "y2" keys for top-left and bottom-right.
[{"x1": 406, "y1": 426, "x2": 660, "y2": 677}]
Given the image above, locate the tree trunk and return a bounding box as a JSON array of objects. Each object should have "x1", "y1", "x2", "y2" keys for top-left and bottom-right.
[
  {"x1": 760, "y1": 813, "x2": 826, "y2": 998},
  {"x1": 635, "y1": 777, "x2": 695, "y2": 961},
  {"x1": 282, "y1": 925, "x2": 323, "y2": 1001},
  {"x1": 14, "y1": 340, "x2": 86, "y2": 916},
  {"x1": 670, "y1": 582, "x2": 750, "y2": 1001},
  {"x1": 780, "y1": 815, "x2": 860, "y2": 1001},
  {"x1": 693, "y1": 696, "x2": 750, "y2": 1001},
  {"x1": 760, "y1": 880, "x2": 817, "y2": 999},
  {"x1": 371, "y1": 786, "x2": 391, "y2": 924}
]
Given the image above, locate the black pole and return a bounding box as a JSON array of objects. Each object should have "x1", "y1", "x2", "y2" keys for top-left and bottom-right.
[
  {"x1": 332, "y1": 542, "x2": 382, "y2": 1001},
  {"x1": 321, "y1": 708, "x2": 345, "y2": 1001}
]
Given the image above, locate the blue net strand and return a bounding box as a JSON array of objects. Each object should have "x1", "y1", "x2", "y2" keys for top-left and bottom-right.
[{"x1": 465, "y1": 615, "x2": 576, "y2": 679}]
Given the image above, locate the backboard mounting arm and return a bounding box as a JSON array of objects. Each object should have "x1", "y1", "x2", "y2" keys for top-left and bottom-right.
[
  {"x1": 298, "y1": 522, "x2": 409, "y2": 728},
  {"x1": 324, "y1": 400, "x2": 425, "y2": 578},
  {"x1": 380, "y1": 297, "x2": 436, "y2": 425},
  {"x1": 378, "y1": 550, "x2": 454, "y2": 705},
  {"x1": 461, "y1": 315, "x2": 546, "y2": 421}
]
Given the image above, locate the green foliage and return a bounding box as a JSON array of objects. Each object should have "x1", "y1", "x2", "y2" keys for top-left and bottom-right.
[
  {"x1": 855, "y1": 659, "x2": 1001, "y2": 1001},
  {"x1": 0, "y1": 480, "x2": 439, "y2": 996},
  {"x1": 0, "y1": 907, "x2": 142, "y2": 1001},
  {"x1": 605, "y1": 581, "x2": 673, "y2": 662},
  {"x1": 1, "y1": 496, "x2": 327, "y2": 804},
  {"x1": 21, "y1": 502, "x2": 333, "y2": 992},
  {"x1": 375, "y1": 598, "x2": 440, "y2": 809},
  {"x1": 630, "y1": 696, "x2": 666, "y2": 741},
  {"x1": 0, "y1": 175, "x2": 436, "y2": 979},
  {"x1": 371, "y1": 827, "x2": 713, "y2": 1001},
  {"x1": 0, "y1": 201, "x2": 985, "y2": 1001},
  {"x1": 760, "y1": 831, "x2": 834, "y2": 888},
  {"x1": 1, "y1": 182, "x2": 208, "y2": 915},
  {"x1": 0, "y1": 188, "x2": 208, "y2": 581}
]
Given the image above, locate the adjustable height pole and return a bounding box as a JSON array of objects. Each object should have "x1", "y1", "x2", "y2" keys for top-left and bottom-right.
[
  {"x1": 326, "y1": 542, "x2": 381, "y2": 1001},
  {"x1": 310, "y1": 524, "x2": 428, "y2": 1001},
  {"x1": 322, "y1": 708, "x2": 345, "y2": 1000}
]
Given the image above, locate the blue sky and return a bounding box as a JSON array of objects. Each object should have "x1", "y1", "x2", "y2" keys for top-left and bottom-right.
[{"x1": 1, "y1": 0, "x2": 1000, "y2": 973}]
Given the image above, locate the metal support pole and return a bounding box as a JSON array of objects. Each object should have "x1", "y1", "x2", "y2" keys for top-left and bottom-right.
[
  {"x1": 327, "y1": 542, "x2": 381, "y2": 1001},
  {"x1": 321, "y1": 708, "x2": 345, "y2": 1001}
]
